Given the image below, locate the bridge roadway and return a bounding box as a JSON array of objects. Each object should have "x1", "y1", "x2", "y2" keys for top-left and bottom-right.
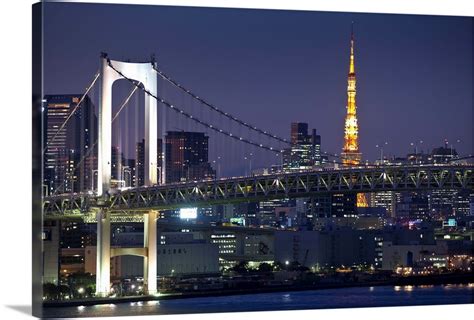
[{"x1": 43, "y1": 164, "x2": 473, "y2": 217}]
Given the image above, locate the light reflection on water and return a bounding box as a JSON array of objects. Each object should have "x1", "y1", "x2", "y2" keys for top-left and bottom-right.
[{"x1": 44, "y1": 284, "x2": 474, "y2": 318}]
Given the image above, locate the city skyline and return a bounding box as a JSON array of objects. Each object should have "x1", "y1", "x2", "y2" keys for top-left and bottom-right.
[
  {"x1": 35, "y1": 3, "x2": 474, "y2": 316},
  {"x1": 43, "y1": 3, "x2": 473, "y2": 165}
]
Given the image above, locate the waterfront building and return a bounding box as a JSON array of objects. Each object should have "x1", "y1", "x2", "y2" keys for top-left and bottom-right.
[{"x1": 42, "y1": 221, "x2": 60, "y2": 285}]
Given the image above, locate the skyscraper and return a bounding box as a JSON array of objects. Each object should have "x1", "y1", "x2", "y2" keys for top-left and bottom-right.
[
  {"x1": 136, "y1": 139, "x2": 162, "y2": 187},
  {"x1": 291, "y1": 122, "x2": 309, "y2": 145},
  {"x1": 284, "y1": 123, "x2": 322, "y2": 171},
  {"x1": 43, "y1": 94, "x2": 97, "y2": 194},
  {"x1": 165, "y1": 131, "x2": 215, "y2": 183},
  {"x1": 339, "y1": 25, "x2": 368, "y2": 208}
]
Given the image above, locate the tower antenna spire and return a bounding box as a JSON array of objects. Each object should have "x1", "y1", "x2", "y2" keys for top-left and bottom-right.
[
  {"x1": 342, "y1": 22, "x2": 368, "y2": 207},
  {"x1": 351, "y1": 21, "x2": 354, "y2": 40}
]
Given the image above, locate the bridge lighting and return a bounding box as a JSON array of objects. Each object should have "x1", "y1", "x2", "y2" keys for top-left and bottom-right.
[{"x1": 180, "y1": 207, "x2": 197, "y2": 219}]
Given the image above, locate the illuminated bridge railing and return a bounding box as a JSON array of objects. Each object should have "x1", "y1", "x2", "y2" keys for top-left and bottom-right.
[{"x1": 43, "y1": 165, "x2": 473, "y2": 216}]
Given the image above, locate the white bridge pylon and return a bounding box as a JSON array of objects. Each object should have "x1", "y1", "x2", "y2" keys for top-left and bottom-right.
[
  {"x1": 98, "y1": 54, "x2": 158, "y2": 196},
  {"x1": 96, "y1": 54, "x2": 159, "y2": 297}
]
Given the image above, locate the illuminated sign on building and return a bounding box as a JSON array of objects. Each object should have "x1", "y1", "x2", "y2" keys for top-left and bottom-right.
[
  {"x1": 179, "y1": 207, "x2": 197, "y2": 219},
  {"x1": 230, "y1": 217, "x2": 245, "y2": 226}
]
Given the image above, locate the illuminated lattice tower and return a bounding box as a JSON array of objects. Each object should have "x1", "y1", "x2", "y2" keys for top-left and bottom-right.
[{"x1": 340, "y1": 25, "x2": 368, "y2": 207}]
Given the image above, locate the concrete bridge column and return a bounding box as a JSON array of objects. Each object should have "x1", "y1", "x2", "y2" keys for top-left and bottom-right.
[
  {"x1": 144, "y1": 210, "x2": 158, "y2": 295},
  {"x1": 95, "y1": 209, "x2": 111, "y2": 297}
]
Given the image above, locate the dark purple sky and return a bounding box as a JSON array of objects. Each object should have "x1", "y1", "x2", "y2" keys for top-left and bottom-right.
[{"x1": 43, "y1": 2, "x2": 473, "y2": 174}]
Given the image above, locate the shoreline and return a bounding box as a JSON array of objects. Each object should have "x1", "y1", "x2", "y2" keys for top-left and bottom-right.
[{"x1": 43, "y1": 272, "x2": 474, "y2": 308}]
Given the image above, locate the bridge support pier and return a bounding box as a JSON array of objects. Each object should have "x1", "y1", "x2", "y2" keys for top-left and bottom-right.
[
  {"x1": 144, "y1": 210, "x2": 158, "y2": 295},
  {"x1": 95, "y1": 209, "x2": 110, "y2": 297},
  {"x1": 94, "y1": 209, "x2": 159, "y2": 297}
]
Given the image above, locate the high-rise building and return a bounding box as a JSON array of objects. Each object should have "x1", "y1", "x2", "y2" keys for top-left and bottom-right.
[
  {"x1": 165, "y1": 131, "x2": 215, "y2": 183},
  {"x1": 339, "y1": 26, "x2": 367, "y2": 208},
  {"x1": 396, "y1": 192, "x2": 430, "y2": 220},
  {"x1": 284, "y1": 123, "x2": 322, "y2": 171},
  {"x1": 284, "y1": 123, "x2": 324, "y2": 226},
  {"x1": 369, "y1": 191, "x2": 396, "y2": 218},
  {"x1": 331, "y1": 193, "x2": 358, "y2": 218},
  {"x1": 136, "y1": 139, "x2": 163, "y2": 187},
  {"x1": 258, "y1": 198, "x2": 294, "y2": 227},
  {"x1": 111, "y1": 146, "x2": 124, "y2": 181},
  {"x1": 291, "y1": 122, "x2": 309, "y2": 145},
  {"x1": 136, "y1": 139, "x2": 145, "y2": 187},
  {"x1": 43, "y1": 94, "x2": 97, "y2": 194},
  {"x1": 123, "y1": 158, "x2": 136, "y2": 188},
  {"x1": 429, "y1": 189, "x2": 472, "y2": 218}
]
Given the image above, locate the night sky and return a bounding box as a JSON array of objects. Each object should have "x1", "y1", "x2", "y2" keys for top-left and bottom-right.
[{"x1": 43, "y1": 2, "x2": 473, "y2": 174}]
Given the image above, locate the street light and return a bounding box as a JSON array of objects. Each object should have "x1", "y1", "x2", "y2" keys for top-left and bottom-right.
[
  {"x1": 410, "y1": 140, "x2": 424, "y2": 164},
  {"x1": 247, "y1": 152, "x2": 253, "y2": 175},
  {"x1": 375, "y1": 142, "x2": 388, "y2": 164},
  {"x1": 450, "y1": 139, "x2": 462, "y2": 158},
  {"x1": 244, "y1": 156, "x2": 248, "y2": 176},
  {"x1": 276, "y1": 151, "x2": 284, "y2": 172},
  {"x1": 212, "y1": 156, "x2": 222, "y2": 179},
  {"x1": 410, "y1": 140, "x2": 424, "y2": 155}
]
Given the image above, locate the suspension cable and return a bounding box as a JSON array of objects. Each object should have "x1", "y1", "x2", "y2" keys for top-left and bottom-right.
[
  {"x1": 110, "y1": 61, "x2": 285, "y2": 153},
  {"x1": 152, "y1": 65, "x2": 356, "y2": 163},
  {"x1": 112, "y1": 83, "x2": 140, "y2": 122},
  {"x1": 152, "y1": 65, "x2": 290, "y2": 145},
  {"x1": 43, "y1": 70, "x2": 100, "y2": 153}
]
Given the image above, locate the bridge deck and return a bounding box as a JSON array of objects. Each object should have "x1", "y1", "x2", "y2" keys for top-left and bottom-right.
[{"x1": 42, "y1": 165, "x2": 473, "y2": 216}]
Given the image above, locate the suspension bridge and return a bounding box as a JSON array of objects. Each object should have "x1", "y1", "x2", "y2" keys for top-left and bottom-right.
[{"x1": 42, "y1": 54, "x2": 473, "y2": 297}]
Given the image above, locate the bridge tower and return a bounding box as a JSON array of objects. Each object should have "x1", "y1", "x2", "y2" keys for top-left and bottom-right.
[
  {"x1": 340, "y1": 24, "x2": 368, "y2": 207},
  {"x1": 96, "y1": 54, "x2": 159, "y2": 297}
]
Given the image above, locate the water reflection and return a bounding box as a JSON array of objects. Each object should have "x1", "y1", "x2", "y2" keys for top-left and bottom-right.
[
  {"x1": 282, "y1": 293, "x2": 292, "y2": 302},
  {"x1": 43, "y1": 284, "x2": 473, "y2": 318}
]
